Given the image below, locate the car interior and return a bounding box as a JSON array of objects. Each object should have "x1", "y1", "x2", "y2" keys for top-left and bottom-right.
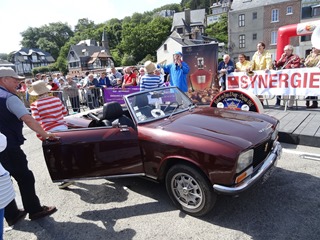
[{"x1": 87, "y1": 101, "x2": 135, "y2": 129}]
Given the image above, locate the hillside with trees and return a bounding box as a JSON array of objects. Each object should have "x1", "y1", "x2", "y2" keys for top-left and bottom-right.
[{"x1": 2, "y1": 0, "x2": 227, "y2": 73}]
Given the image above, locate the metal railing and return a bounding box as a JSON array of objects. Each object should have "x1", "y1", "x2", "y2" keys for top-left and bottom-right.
[{"x1": 19, "y1": 87, "x2": 107, "y2": 115}]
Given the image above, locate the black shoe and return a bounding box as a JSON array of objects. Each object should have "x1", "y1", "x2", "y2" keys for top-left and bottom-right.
[
  {"x1": 7, "y1": 210, "x2": 27, "y2": 226},
  {"x1": 29, "y1": 206, "x2": 57, "y2": 221},
  {"x1": 58, "y1": 181, "x2": 75, "y2": 189},
  {"x1": 309, "y1": 105, "x2": 318, "y2": 109}
]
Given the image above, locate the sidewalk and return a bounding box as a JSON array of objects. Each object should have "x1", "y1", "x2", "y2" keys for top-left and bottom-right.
[{"x1": 263, "y1": 97, "x2": 320, "y2": 147}]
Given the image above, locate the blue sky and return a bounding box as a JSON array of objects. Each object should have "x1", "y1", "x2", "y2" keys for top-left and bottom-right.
[{"x1": 0, "y1": 0, "x2": 180, "y2": 53}]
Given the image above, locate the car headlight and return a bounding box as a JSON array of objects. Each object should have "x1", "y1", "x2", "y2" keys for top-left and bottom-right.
[
  {"x1": 271, "y1": 123, "x2": 280, "y2": 141},
  {"x1": 236, "y1": 149, "x2": 254, "y2": 173}
]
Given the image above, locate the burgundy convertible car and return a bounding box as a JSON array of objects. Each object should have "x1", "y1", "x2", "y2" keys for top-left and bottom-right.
[{"x1": 43, "y1": 87, "x2": 282, "y2": 216}]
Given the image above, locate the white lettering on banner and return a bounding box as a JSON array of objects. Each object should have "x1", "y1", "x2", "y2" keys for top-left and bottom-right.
[{"x1": 226, "y1": 67, "x2": 320, "y2": 96}]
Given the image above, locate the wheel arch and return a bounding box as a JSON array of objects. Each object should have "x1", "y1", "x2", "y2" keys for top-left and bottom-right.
[{"x1": 157, "y1": 157, "x2": 211, "y2": 185}]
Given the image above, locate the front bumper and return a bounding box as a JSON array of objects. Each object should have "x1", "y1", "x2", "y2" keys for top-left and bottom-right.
[{"x1": 213, "y1": 141, "x2": 282, "y2": 195}]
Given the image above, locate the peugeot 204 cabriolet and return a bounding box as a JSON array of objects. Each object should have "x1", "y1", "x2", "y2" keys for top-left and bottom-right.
[{"x1": 43, "y1": 87, "x2": 282, "y2": 216}]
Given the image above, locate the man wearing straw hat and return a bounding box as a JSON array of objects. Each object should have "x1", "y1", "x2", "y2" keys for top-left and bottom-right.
[{"x1": 0, "y1": 67, "x2": 57, "y2": 226}]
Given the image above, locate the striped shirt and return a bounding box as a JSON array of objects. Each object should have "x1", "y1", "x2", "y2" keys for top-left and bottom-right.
[
  {"x1": 140, "y1": 74, "x2": 162, "y2": 91},
  {"x1": 30, "y1": 96, "x2": 68, "y2": 139}
]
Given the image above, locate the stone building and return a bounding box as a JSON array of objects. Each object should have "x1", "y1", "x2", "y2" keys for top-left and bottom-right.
[{"x1": 228, "y1": 0, "x2": 301, "y2": 61}]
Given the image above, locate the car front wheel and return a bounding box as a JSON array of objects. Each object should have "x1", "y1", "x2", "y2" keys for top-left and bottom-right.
[{"x1": 165, "y1": 164, "x2": 216, "y2": 217}]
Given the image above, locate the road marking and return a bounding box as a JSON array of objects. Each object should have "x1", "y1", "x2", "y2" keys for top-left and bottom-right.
[{"x1": 282, "y1": 148, "x2": 320, "y2": 161}]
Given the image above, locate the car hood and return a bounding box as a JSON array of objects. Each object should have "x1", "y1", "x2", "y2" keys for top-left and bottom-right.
[{"x1": 155, "y1": 107, "x2": 275, "y2": 149}]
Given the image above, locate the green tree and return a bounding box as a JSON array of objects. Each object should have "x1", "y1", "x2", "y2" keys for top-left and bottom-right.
[
  {"x1": 20, "y1": 27, "x2": 41, "y2": 49},
  {"x1": 121, "y1": 53, "x2": 136, "y2": 66},
  {"x1": 0, "y1": 53, "x2": 8, "y2": 60},
  {"x1": 74, "y1": 18, "x2": 95, "y2": 33},
  {"x1": 180, "y1": 0, "x2": 211, "y2": 13},
  {"x1": 110, "y1": 49, "x2": 122, "y2": 67},
  {"x1": 7, "y1": 52, "x2": 15, "y2": 63},
  {"x1": 20, "y1": 22, "x2": 74, "y2": 60},
  {"x1": 18, "y1": 2, "x2": 194, "y2": 72},
  {"x1": 119, "y1": 16, "x2": 171, "y2": 63},
  {"x1": 205, "y1": 13, "x2": 228, "y2": 44},
  {"x1": 152, "y1": 3, "x2": 182, "y2": 13},
  {"x1": 106, "y1": 18, "x2": 123, "y2": 48}
]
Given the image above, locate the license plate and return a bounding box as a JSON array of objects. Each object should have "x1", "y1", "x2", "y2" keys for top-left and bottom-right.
[{"x1": 261, "y1": 163, "x2": 277, "y2": 184}]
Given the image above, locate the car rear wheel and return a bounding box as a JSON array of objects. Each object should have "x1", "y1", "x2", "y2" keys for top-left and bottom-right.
[{"x1": 165, "y1": 164, "x2": 216, "y2": 217}]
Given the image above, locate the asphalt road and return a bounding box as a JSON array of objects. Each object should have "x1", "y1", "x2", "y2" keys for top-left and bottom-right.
[{"x1": 3, "y1": 128, "x2": 320, "y2": 240}]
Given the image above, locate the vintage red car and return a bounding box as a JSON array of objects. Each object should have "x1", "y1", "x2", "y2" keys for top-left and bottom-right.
[{"x1": 43, "y1": 87, "x2": 282, "y2": 216}]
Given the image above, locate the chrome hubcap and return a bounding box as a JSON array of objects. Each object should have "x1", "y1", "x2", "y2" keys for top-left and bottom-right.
[{"x1": 171, "y1": 173, "x2": 203, "y2": 209}]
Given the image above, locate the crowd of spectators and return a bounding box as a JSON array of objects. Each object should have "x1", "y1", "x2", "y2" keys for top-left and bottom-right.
[
  {"x1": 218, "y1": 41, "x2": 320, "y2": 109},
  {"x1": 15, "y1": 41, "x2": 320, "y2": 112}
]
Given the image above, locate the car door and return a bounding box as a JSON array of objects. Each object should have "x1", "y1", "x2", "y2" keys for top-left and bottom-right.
[{"x1": 42, "y1": 125, "x2": 142, "y2": 181}]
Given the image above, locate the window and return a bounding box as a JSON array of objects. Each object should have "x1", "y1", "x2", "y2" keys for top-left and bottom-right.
[
  {"x1": 164, "y1": 44, "x2": 167, "y2": 51},
  {"x1": 271, "y1": 9, "x2": 279, "y2": 22},
  {"x1": 301, "y1": 35, "x2": 311, "y2": 42},
  {"x1": 271, "y1": 31, "x2": 277, "y2": 45},
  {"x1": 252, "y1": 12, "x2": 257, "y2": 20},
  {"x1": 313, "y1": 6, "x2": 320, "y2": 17},
  {"x1": 177, "y1": 27, "x2": 183, "y2": 34},
  {"x1": 239, "y1": 35, "x2": 245, "y2": 48},
  {"x1": 287, "y1": 6, "x2": 293, "y2": 15},
  {"x1": 253, "y1": 33, "x2": 257, "y2": 40},
  {"x1": 32, "y1": 54, "x2": 37, "y2": 62},
  {"x1": 238, "y1": 14, "x2": 245, "y2": 27}
]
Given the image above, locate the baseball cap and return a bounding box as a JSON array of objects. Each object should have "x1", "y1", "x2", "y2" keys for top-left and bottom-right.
[
  {"x1": 0, "y1": 67, "x2": 25, "y2": 80},
  {"x1": 174, "y1": 51, "x2": 183, "y2": 56}
]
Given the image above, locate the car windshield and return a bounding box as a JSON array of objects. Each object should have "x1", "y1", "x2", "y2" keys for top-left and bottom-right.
[{"x1": 125, "y1": 87, "x2": 194, "y2": 123}]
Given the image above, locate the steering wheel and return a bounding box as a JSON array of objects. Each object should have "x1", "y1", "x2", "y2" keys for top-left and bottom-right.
[
  {"x1": 163, "y1": 102, "x2": 179, "y2": 112},
  {"x1": 151, "y1": 109, "x2": 165, "y2": 118}
]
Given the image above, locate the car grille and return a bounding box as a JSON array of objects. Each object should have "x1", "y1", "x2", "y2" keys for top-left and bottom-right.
[{"x1": 252, "y1": 139, "x2": 274, "y2": 168}]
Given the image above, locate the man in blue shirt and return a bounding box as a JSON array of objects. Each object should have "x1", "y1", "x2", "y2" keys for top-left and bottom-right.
[{"x1": 161, "y1": 52, "x2": 190, "y2": 92}]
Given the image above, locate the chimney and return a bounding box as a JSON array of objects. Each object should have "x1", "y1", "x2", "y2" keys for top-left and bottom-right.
[{"x1": 185, "y1": 8, "x2": 190, "y2": 26}]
